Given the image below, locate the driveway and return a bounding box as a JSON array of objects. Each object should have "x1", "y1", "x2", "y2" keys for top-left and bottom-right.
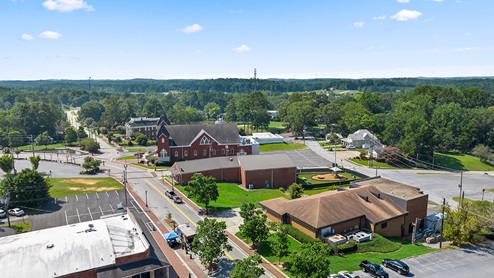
[{"x1": 355, "y1": 240, "x2": 494, "y2": 278}]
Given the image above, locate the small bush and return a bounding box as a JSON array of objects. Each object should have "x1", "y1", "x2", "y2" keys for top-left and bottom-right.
[
  {"x1": 357, "y1": 234, "x2": 401, "y2": 253},
  {"x1": 100, "y1": 127, "x2": 108, "y2": 134},
  {"x1": 279, "y1": 187, "x2": 285, "y2": 193},
  {"x1": 127, "y1": 140, "x2": 134, "y2": 146},
  {"x1": 337, "y1": 240, "x2": 357, "y2": 254},
  {"x1": 284, "y1": 224, "x2": 319, "y2": 244}
]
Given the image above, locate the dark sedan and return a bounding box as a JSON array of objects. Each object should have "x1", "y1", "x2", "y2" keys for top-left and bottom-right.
[{"x1": 382, "y1": 259, "x2": 410, "y2": 275}]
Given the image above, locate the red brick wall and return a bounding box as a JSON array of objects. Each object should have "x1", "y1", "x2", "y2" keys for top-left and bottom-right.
[
  {"x1": 404, "y1": 195, "x2": 428, "y2": 235},
  {"x1": 66, "y1": 269, "x2": 97, "y2": 278},
  {"x1": 242, "y1": 168, "x2": 296, "y2": 189},
  {"x1": 115, "y1": 248, "x2": 151, "y2": 265},
  {"x1": 172, "y1": 167, "x2": 240, "y2": 184}
]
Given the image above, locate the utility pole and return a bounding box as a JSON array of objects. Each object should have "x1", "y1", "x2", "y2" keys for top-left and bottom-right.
[
  {"x1": 253, "y1": 68, "x2": 257, "y2": 92},
  {"x1": 439, "y1": 198, "x2": 445, "y2": 248},
  {"x1": 124, "y1": 164, "x2": 128, "y2": 208},
  {"x1": 411, "y1": 217, "x2": 420, "y2": 244},
  {"x1": 145, "y1": 190, "x2": 148, "y2": 207},
  {"x1": 30, "y1": 135, "x2": 35, "y2": 157},
  {"x1": 458, "y1": 170, "x2": 463, "y2": 199}
]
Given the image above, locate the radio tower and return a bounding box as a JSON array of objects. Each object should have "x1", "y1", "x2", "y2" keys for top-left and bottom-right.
[{"x1": 253, "y1": 68, "x2": 257, "y2": 92}]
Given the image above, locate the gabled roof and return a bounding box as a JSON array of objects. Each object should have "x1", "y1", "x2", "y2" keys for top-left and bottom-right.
[
  {"x1": 165, "y1": 123, "x2": 240, "y2": 146},
  {"x1": 348, "y1": 129, "x2": 380, "y2": 142},
  {"x1": 157, "y1": 112, "x2": 171, "y2": 126},
  {"x1": 157, "y1": 124, "x2": 170, "y2": 138},
  {"x1": 259, "y1": 185, "x2": 407, "y2": 229},
  {"x1": 171, "y1": 156, "x2": 240, "y2": 174},
  {"x1": 126, "y1": 117, "x2": 160, "y2": 127},
  {"x1": 238, "y1": 153, "x2": 296, "y2": 171}
]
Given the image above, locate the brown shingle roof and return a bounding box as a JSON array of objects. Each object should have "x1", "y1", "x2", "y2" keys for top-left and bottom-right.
[
  {"x1": 165, "y1": 123, "x2": 240, "y2": 146},
  {"x1": 354, "y1": 177, "x2": 425, "y2": 200},
  {"x1": 259, "y1": 185, "x2": 407, "y2": 229}
]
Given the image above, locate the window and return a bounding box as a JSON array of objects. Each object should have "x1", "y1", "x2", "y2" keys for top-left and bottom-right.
[
  {"x1": 160, "y1": 149, "x2": 167, "y2": 158},
  {"x1": 174, "y1": 151, "x2": 178, "y2": 157},
  {"x1": 230, "y1": 149, "x2": 234, "y2": 154},
  {"x1": 221, "y1": 149, "x2": 225, "y2": 155},
  {"x1": 200, "y1": 136, "x2": 210, "y2": 145},
  {"x1": 194, "y1": 150, "x2": 197, "y2": 156},
  {"x1": 213, "y1": 149, "x2": 216, "y2": 155},
  {"x1": 203, "y1": 149, "x2": 207, "y2": 156},
  {"x1": 381, "y1": 222, "x2": 387, "y2": 229},
  {"x1": 184, "y1": 150, "x2": 188, "y2": 157},
  {"x1": 161, "y1": 138, "x2": 165, "y2": 144}
]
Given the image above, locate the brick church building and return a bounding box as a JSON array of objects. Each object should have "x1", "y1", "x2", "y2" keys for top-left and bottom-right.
[{"x1": 154, "y1": 114, "x2": 253, "y2": 163}]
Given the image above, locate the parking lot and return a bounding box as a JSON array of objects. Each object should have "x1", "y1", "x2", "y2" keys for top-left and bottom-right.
[
  {"x1": 29, "y1": 190, "x2": 144, "y2": 231},
  {"x1": 355, "y1": 240, "x2": 494, "y2": 277}
]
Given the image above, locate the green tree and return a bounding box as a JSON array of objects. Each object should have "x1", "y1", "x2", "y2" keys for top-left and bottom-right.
[
  {"x1": 443, "y1": 201, "x2": 489, "y2": 246},
  {"x1": 136, "y1": 134, "x2": 149, "y2": 146},
  {"x1": 35, "y1": 131, "x2": 52, "y2": 149},
  {"x1": 283, "y1": 101, "x2": 317, "y2": 136},
  {"x1": 472, "y1": 144, "x2": 490, "y2": 163},
  {"x1": 269, "y1": 222, "x2": 289, "y2": 265},
  {"x1": 64, "y1": 126, "x2": 78, "y2": 145},
  {"x1": 192, "y1": 217, "x2": 232, "y2": 271},
  {"x1": 288, "y1": 183, "x2": 304, "y2": 199},
  {"x1": 239, "y1": 202, "x2": 269, "y2": 252},
  {"x1": 141, "y1": 97, "x2": 163, "y2": 117},
  {"x1": 80, "y1": 138, "x2": 100, "y2": 154},
  {"x1": 77, "y1": 126, "x2": 88, "y2": 142},
  {"x1": 290, "y1": 241, "x2": 332, "y2": 278},
  {"x1": 81, "y1": 156, "x2": 101, "y2": 174},
  {"x1": 225, "y1": 98, "x2": 237, "y2": 122},
  {"x1": 204, "y1": 102, "x2": 221, "y2": 120},
  {"x1": 78, "y1": 101, "x2": 105, "y2": 122},
  {"x1": 0, "y1": 154, "x2": 13, "y2": 174},
  {"x1": 29, "y1": 155, "x2": 41, "y2": 170},
  {"x1": 8, "y1": 130, "x2": 25, "y2": 149},
  {"x1": 230, "y1": 255, "x2": 265, "y2": 278},
  {"x1": 186, "y1": 173, "x2": 219, "y2": 214},
  {"x1": 0, "y1": 168, "x2": 51, "y2": 207}
]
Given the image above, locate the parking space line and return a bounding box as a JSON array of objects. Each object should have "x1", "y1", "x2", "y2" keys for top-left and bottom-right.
[
  {"x1": 96, "y1": 192, "x2": 99, "y2": 199},
  {"x1": 88, "y1": 207, "x2": 94, "y2": 221},
  {"x1": 106, "y1": 192, "x2": 110, "y2": 197},
  {"x1": 75, "y1": 195, "x2": 78, "y2": 201},
  {"x1": 76, "y1": 208, "x2": 81, "y2": 223},
  {"x1": 115, "y1": 190, "x2": 119, "y2": 196},
  {"x1": 65, "y1": 210, "x2": 68, "y2": 225},
  {"x1": 86, "y1": 193, "x2": 89, "y2": 200},
  {"x1": 65, "y1": 196, "x2": 68, "y2": 203},
  {"x1": 110, "y1": 204, "x2": 114, "y2": 212},
  {"x1": 99, "y1": 206, "x2": 104, "y2": 215}
]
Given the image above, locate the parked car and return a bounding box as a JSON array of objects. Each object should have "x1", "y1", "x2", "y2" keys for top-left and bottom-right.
[
  {"x1": 382, "y1": 259, "x2": 410, "y2": 275},
  {"x1": 346, "y1": 145, "x2": 356, "y2": 149},
  {"x1": 165, "y1": 190, "x2": 176, "y2": 199},
  {"x1": 338, "y1": 270, "x2": 360, "y2": 278},
  {"x1": 359, "y1": 260, "x2": 388, "y2": 278},
  {"x1": 8, "y1": 208, "x2": 25, "y2": 217},
  {"x1": 327, "y1": 274, "x2": 344, "y2": 278},
  {"x1": 0, "y1": 209, "x2": 6, "y2": 218}
]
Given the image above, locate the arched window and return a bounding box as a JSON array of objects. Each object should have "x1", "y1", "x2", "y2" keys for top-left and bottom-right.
[
  {"x1": 161, "y1": 138, "x2": 165, "y2": 144},
  {"x1": 203, "y1": 149, "x2": 207, "y2": 156},
  {"x1": 160, "y1": 149, "x2": 167, "y2": 158},
  {"x1": 174, "y1": 151, "x2": 178, "y2": 157},
  {"x1": 200, "y1": 136, "x2": 210, "y2": 145},
  {"x1": 194, "y1": 150, "x2": 197, "y2": 156},
  {"x1": 184, "y1": 150, "x2": 188, "y2": 157}
]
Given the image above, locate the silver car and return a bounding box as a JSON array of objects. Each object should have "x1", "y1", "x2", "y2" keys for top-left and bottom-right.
[{"x1": 8, "y1": 208, "x2": 25, "y2": 216}]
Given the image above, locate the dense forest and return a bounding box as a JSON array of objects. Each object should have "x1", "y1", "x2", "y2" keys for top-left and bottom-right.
[
  {"x1": 0, "y1": 77, "x2": 493, "y2": 164},
  {"x1": 2, "y1": 77, "x2": 494, "y2": 94}
]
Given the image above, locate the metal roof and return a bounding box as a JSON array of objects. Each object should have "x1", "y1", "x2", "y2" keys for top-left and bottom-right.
[
  {"x1": 238, "y1": 153, "x2": 296, "y2": 171},
  {"x1": 171, "y1": 156, "x2": 240, "y2": 174}
]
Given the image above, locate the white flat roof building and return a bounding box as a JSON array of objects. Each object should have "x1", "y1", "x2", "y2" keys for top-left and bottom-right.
[{"x1": 0, "y1": 213, "x2": 149, "y2": 278}]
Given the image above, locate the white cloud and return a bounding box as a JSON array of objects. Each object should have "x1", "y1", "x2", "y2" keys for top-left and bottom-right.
[
  {"x1": 465, "y1": 32, "x2": 470, "y2": 36},
  {"x1": 397, "y1": 0, "x2": 410, "y2": 3},
  {"x1": 39, "y1": 31, "x2": 62, "y2": 39},
  {"x1": 391, "y1": 9, "x2": 422, "y2": 21},
  {"x1": 178, "y1": 24, "x2": 203, "y2": 33},
  {"x1": 353, "y1": 21, "x2": 364, "y2": 27},
  {"x1": 234, "y1": 44, "x2": 251, "y2": 53},
  {"x1": 42, "y1": 0, "x2": 94, "y2": 12},
  {"x1": 433, "y1": 0, "x2": 445, "y2": 2},
  {"x1": 20, "y1": 34, "x2": 33, "y2": 41},
  {"x1": 457, "y1": 47, "x2": 477, "y2": 52},
  {"x1": 373, "y1": 15, "x2": 386, "y2": 20}
]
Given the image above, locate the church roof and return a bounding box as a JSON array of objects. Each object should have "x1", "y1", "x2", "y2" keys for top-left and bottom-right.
[{"x1": 165, "y1": 123, "x2": 240, "y2": 146}]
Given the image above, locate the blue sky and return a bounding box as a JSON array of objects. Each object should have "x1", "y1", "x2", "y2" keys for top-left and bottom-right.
[{"x1": 1, "y1": 0, "x2": 493, "y2": 80}]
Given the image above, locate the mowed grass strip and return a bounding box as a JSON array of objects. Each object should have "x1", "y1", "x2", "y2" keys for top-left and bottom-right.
[
  {"x1": 173, "y1": 182, "x2": 288, "y2": 210},
  {"x1": 49, "y1": 178, "x2": 124, "y2": 198},
  {"x1": 260, "y1": 142, "x2": 307, "y2": 152},
  {"x1": 435, "y1": 152, "x2": 494, "y2": 171}
]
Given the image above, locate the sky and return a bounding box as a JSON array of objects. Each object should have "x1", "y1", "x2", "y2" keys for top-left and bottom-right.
[{"x1": 1, "y1": 0, "x2": 493, "y2": 80}]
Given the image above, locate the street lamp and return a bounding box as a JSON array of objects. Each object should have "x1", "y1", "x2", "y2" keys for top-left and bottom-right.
[{"x1": 482, "y1": 188, "x2": 485, "y2": 201}]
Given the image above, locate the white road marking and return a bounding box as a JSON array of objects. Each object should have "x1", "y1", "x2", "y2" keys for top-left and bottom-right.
[
  {"x1": 99, "y1": 206, "x2": 104, "y2": 215},
  {"x1": 95, "y1": 192, "x2": 99, "y2": 199},
  {"x1": 75, "y1": 195, "x2": 78, "y2": 201},
  {"x1": 106, "y1": 191, "x2": 110, "y2": 197},
  {"x1": 110, "y1": 204, "x2": 114, "y2": 212},
  {"x1": 115, "y1": 190, "x2": 119, "y2": 196},
  {"x1": 76, "y1": 208, "x2": 81, "y2": 223},
  {"x1": 86, "y1": 193, "x2": 89, "y2": 200},
  {"x1": 88, "y1": 207, "x2": 94, "y2": 220},
  {"x1": 64, "y1": 210, "x2": 68, "y2": 225},
  {"x1": 65, "y1": 196, "x2": 68, "y2": 203}
]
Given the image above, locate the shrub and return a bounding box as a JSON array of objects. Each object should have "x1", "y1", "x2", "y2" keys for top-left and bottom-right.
[
  {"x1": 336, "y1": 240, "x2": 357, "y2": 254},
  {"x1": 100, "y1": 127, "x2": 108, "y2": 135},
  {"x1": 127, "y1": 140, "x2": 134, "y2": 146},
  {"x1": 284, "y1": 224, "x2": 319, "y2": 244},
  {"x1": 116, "y1": 125, "x2": 126, "y2": 134},
  {"x1": 357, "y1": 234, "x2": 401, "y2": 253},
  {"x1": 279, "y1": 187, "x2": 285, "y2": 193}
]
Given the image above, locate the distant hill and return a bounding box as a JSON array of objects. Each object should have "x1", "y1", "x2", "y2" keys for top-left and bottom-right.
[{"x1": 1, "y1": 77, "x2": 494, "y2": 94}]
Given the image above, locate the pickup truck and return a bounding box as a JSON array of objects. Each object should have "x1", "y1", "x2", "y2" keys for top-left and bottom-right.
[{"x1": 359, "y1": 260, "x2": 389, "y2": 278}]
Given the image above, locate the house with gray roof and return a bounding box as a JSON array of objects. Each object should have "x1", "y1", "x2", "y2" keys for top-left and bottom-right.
[{"x1": 341, "y1": 129, "x2": 385, "y2": 157}]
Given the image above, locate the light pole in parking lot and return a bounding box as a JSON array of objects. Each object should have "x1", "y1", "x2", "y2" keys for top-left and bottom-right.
[{"x1": 124, "y1": 164, "x2": 128, "y2": 208}]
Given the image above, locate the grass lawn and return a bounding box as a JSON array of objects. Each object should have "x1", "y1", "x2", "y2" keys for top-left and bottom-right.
[
  {"x1": 49, "y1": 178, "x2": 124, "y2": 198},
  {"x1": 8, "y1": 222, "x2": 32, "y2": 234},
  {"x1": 268, "y1": 121, "x2": 287, "y2": 129},
  {"x1": 126, "y1": 147, "x2": 148, "y2": 152},
  {"x1": 349, "y1": 158, "x2": 396, "y2": 169},
  {"x1": 260, "y1": 142, "x2": 307, "y2": 152},
  {"x1": 434, "y1": 152, "x2": 494, "y2": 171},
  {"x1": 116, "y1": 155, "x2": 137, "y2": 161},
  {"x1": 173, "y1": 182, "x2": 288, "y2": 210},
  {"x1": 17, "y1": 143, "x2": 67, "y2": 151},
  {"x1": 318, "y1": 141, "x2": 343, "y2": 149}
]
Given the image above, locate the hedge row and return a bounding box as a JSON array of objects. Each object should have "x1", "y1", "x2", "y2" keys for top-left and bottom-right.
[
  {"x1": 284, "y1": 224, "x2": 319, "y2": 244},
  {"x1": 336, "y1": 239, "x2": 357, "y2": 254}
]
